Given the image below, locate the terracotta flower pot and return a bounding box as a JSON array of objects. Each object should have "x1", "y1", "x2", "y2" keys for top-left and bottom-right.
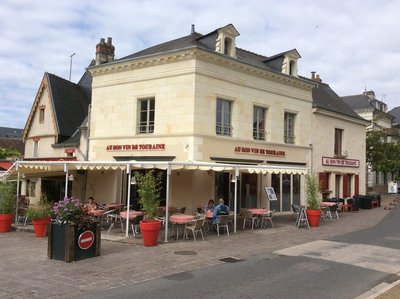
[
  {"x1": 140, "y1": 220, "x2": 161, "y2": 246},
  {"x1": 306, "y1": 209, "x2": 321, "y2": 227},
  {"x1": 0, "y1": 214, "x2": 13, "y2": 233},
  {"x1": 32, "y1": 217, "x2": 51, "y2": 238}
]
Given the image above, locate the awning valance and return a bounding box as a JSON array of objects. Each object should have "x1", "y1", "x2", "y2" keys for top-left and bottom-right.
[{"x1": 3, "y1": 160, "x2": 308, "y2": 179}]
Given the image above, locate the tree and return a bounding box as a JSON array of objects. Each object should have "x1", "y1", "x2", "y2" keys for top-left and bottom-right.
[
  {"x1": 366, "y1": 130, "x2": 400, "y2": 179},
  {"x1": 0, "y1": 147, "x2": 21, "y2": 160}
]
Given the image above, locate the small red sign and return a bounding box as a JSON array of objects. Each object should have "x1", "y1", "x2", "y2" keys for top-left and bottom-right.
[{"x1": 78, "y1": 230, "x2": 95, "y2": 250}]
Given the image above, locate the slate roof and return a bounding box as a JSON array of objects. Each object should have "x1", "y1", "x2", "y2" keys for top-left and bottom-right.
[
  {"x1": 309, "y1": 81, "x2": 366, "y2": 121},
  {"x1": 341, "y1": 94, "x2": 373, "y2": 110},
  {"x1": 118, "y1": 26, "x2": 294, "y2": 75},
  {"x1": 47, "y1": 73, "x2": 91, "y2": 144},
  {"x1": 389, "y1": 106, "x2": 400, "y2": 125},
  {"x1": 0, "y1": 127, "x2": 23, "y2": 139}
]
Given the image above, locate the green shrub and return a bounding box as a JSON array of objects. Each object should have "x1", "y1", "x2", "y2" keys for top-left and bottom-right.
[{"x1": 0, "y1": 182, "x2": 16, "y2": 214}]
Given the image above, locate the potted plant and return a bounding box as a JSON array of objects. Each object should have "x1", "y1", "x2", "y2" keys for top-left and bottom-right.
[
  {"x1": 134, "y1": 170, "x2": 163, "y2": 246},
  {"x1": 48, "y1": 197, "x2": 101, "y2": 262},
  {"x1": 0, "y1": 181, "x2": 16, "y2": 233},
  {"x1": 26, "y1": 195, "x2": 52, "y2": 238},
  {"x1": 305, "y1": 173, "x2": 322, "y2": 227}
]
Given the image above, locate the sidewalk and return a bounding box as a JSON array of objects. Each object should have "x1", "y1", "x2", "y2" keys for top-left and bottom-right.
[{"x1": 1, "y1": 194, "x2": 398, "y2": 298}]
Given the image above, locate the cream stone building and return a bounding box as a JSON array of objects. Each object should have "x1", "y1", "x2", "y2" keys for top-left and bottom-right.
[
  {"x1": 17, "y1": 24, "x2": 367, "y2": 215},
  {"x1": 309, "y1": 75, "x2": 368, "y2": 199}
]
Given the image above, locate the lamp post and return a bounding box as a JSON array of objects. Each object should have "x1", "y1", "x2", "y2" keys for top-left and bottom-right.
[{"x1": 69, "y1": 53, "x2": 76, "y2": 81}]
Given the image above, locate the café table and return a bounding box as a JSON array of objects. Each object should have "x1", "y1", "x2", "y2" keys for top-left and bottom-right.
[
  {"x1": 106, "y1": 203, "x2": 124, "y2": 210},
  {"x1": 120, "y1": 210, "x2": 143, "y2": 236},
  {"x1": 89, "y1": 209, "x2": 105, "y2": 217},
  {"x1": 247, "y1": 208, "x2": 274, "y2": 228},
  {"x1": 169, "y1": 214, "x2": 196, "y2": 240}
]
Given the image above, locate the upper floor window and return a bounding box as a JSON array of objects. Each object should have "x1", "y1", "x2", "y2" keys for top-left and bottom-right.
[
  {"x1": 284, "y1": 112, "x2": 296, "y2": 144},
  {"x1": 137, "y1": 98, "x2": 155, "y2": 134},
  {"x1": 253, "y1": 106, "x2": 265, "y2": 140},
  {"x1": 216, "y1": 98, "x2": 231, "y2": 136},
  {"x1": 33, "y1": 140, "x2": 39, "y2": 157},
  {"x1": 334, "y1": 128, "x2": 344, "y2": 156},
  {"x1": 39, "y1": 105, "x2": 45, "y2": 123}
]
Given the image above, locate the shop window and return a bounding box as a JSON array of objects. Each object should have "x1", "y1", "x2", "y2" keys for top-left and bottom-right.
[
  {"x1": 216, "y1": 98, "x2": 232, "y2": 136},
  {"x1": 253, "y1": 106, "x2": 265, "y2": 140},
  {"x1": 137, "y1": 98, "x2": 155, "y2": 134},
  {"x1": 284, "y1": 112, "x2": 296, "y2": 144}
]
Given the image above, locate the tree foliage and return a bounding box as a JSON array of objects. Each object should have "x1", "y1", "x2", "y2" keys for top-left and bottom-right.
[
  {"x1": 0, "y1": 147, "x2": 21, "y2": 160},
  {"x1": 366, "y1": 130, "x2": 400, "y2": 176}
]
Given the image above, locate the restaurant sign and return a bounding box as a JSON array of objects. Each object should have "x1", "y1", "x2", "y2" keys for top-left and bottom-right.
[
  {"x1": 234, "y1": 146, "x2": 285, "y2": 157},
  {"x1": 106, "y1": 143, "x2": 165, "y2": 151},
  {"x1": 322, "y1": 157, "x2": 359, "y2": 168}
]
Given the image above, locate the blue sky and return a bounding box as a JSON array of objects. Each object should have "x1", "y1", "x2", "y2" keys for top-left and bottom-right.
[{"x1": 1, "y1": 0, "x2": 399, "y2": 128}]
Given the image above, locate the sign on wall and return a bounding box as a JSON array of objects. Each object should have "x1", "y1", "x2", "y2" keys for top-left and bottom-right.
[
  {"x1": 106, "y1": 144, "x2": 165, "y2": 151},
  {"x1": 322, "y1": 157, "x2": 359, "y2": 168},
  {"x1": 234, "y1": 146, "x2": 285, "y2": 157}
]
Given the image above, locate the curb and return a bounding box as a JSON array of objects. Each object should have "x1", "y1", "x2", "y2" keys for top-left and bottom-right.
[{"x1": 355, "y1": 274, "x2": 400, "y2": 299}]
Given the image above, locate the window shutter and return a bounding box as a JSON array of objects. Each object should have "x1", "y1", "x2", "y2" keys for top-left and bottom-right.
[
  {"x1": 354, "y1": 175, "x2": 359, "y2": 196},
  {"x1": 319, "y1": 172, "x2": 329, "y2": 192},
  {"x1": 342, "y1": 174, "x2": 349, "y2": 198}
]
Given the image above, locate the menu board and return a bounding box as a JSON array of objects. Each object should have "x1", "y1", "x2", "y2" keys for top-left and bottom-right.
[{"x1": 264, "y1": 187, "x2": 277, "y2": 201}]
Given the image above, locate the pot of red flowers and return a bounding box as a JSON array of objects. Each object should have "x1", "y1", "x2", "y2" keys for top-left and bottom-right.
[
  {"x1": 26, "y1": 196, "x2": 52, "y2": 238},
  {"x1": 48, "y1": 197, "x2": 101, "y2": 262}
]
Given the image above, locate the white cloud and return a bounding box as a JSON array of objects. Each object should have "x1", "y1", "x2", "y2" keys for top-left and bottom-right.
[{"x1": 1, "y1": 0, "x2": 399, "y2": 128}]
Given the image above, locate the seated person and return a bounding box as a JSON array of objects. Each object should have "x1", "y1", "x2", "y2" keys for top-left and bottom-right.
[
  {"x1": 85, "y1": 196, "x2": 98, "y2": 211},
  {"x1": 204, "y1": 199, "x2": 215, "y2": 212},
  {"x1": 213, "y1": 198, "x2": 230, "y2": 224}
]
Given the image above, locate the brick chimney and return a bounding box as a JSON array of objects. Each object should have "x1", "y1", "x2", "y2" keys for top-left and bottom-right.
[
  {"x1": 95, "y1": 37, "x2": 115, "y2": 65},
  {"x1": 363, "y1": 90, "x2": 375, "y2": 99},
  {"x1": 310, "y1": 71, "x2": 322, "y2": 83}
]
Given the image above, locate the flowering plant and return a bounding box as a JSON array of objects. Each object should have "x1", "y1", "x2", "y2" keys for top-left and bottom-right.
[{"x1": 53, "y1": 197, "x2": 96, "y2": 229}]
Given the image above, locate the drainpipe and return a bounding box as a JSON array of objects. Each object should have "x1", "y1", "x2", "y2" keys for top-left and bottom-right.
[{"x1": 85, "y1": 104, "x2": 91, "y2": 161}]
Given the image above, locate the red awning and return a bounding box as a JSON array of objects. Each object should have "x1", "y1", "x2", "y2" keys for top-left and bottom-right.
[{"x1": 0, "y1": 161, "x2": 12, "y2": 171}]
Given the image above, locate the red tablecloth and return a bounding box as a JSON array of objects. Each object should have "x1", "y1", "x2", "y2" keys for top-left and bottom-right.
[
  {"x1": 106, "y1": 203, "x2": 124, "y2": 210},
  {"x1": 247, "y1": 208, "x2": 270, "y2": 215},
  {"x1": 204, "y1": 211, "x2": 213, "y2": 219},
  {"x1": 321, "y1": 202, "x2": 338, "y2": 207},
  {"x1": 120, "y1": 210, "x2": 143, "y2": 219},
  {"x1": 90, "y1": 209, "x2": 105, "y2": 217},
  {"x1": 169, "y1": 214, "x2": 195, "y2": 224}
]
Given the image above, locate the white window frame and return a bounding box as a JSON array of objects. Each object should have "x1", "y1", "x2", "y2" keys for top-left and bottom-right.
[
  {"x1": 137, "y1": 98, "x2": 155, "y2": 134},
  {"x1": 284, "y1": 112, "x2": 296, "y2": 144},
  {"x1": 216, "y1": 98, "x2": 232, "y2": 136},
  {"x1": 253, "y1": 106, "x2": 266, "y2": 141}
]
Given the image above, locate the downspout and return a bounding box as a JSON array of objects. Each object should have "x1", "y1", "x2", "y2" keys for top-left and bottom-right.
[
  {"x1": 64, "y1": 163, "x2": 69, "y2": 197},
  {"x1": 85, "y1": 104, "x2": 91, "y2": 161}
]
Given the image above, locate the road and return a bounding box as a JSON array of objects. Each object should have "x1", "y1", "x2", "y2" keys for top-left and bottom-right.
[{"x1": 79, "y1": 206, "x2": 400, "y2": 299}]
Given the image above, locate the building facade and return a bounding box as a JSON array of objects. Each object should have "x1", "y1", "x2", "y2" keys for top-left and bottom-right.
[{"x1": 19, "y1": 24, "x2": 367, "y2": 213}]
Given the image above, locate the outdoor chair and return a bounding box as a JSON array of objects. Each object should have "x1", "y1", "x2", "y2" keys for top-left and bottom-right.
[
  {"x1": 123, "y1": 214, "x2": 143, "y2": 237},
  {"x1": 216, "y1": 215, "x2": 229, "y2": 236},
  {"x1": 259, "y1": 210, "x2": 275, "y2": 228},
  {"x1": 242, "y1": 210, "x2": 258, "y2": 230},
  {"x1": 184, "y1": 217, "x2": 205, "y2": 241}
]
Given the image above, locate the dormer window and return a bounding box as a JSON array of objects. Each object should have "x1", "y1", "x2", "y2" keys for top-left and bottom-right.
[
  {"x1": 289, "y1": 60, "x2": 296, "y2": 76},
  {"x1": 215, "y1": 24, "x2": 239, "y2": 58},
  {"x1": 282, "y1": 49, "x2": 301, "y2": 77}
]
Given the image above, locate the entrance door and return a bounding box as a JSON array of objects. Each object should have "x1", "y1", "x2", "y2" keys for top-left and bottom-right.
[
  {"x1": 270, "y1": 173, "x2": 300, "y2": 212},
  {"x1": 240, "y1": 173, "x2": 257, "y2": 209}
]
